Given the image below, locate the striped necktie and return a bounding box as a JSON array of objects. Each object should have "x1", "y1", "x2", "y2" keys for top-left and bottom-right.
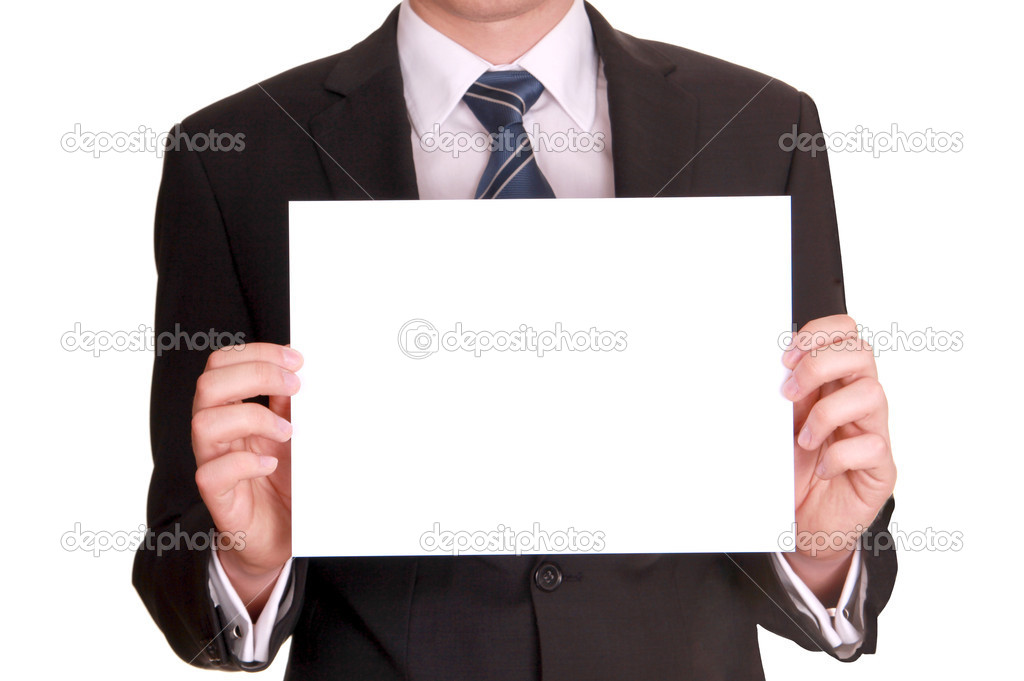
[{"x1": 462, "y1": 70, "x2": 556, "y2": 199}]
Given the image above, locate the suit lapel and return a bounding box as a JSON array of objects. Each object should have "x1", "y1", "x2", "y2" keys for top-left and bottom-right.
[
  {"x1": 308, "y1": 4, "x2": 699, "y2": 201},
  {"x1": 585, "y1": 3, "x2": 699, "y2": 198},
  {"x1": 309, "y1": 7, "x2": 419, "y2": 200}
]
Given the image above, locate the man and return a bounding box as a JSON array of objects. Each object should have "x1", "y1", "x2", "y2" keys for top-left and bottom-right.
[{"x1": 134, "y1": 1, "x2": 898, "y2": 678}]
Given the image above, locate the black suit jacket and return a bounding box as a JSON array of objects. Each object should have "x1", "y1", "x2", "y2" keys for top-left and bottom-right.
[{"x1": 133, "y1": 4, "x2": 897, "y2": 680}]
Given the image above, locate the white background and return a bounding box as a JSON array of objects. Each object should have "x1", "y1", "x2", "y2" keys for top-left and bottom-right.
[{"x1": 1, "y1": 0, "x2": 1017, "y2": 678}]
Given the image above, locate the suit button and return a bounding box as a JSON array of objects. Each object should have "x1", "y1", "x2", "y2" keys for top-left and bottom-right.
[{"x1": 534, "y1": 562, "x2": 562, "y2": 592}]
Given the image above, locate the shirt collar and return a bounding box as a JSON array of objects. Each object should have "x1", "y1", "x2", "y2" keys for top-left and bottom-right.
[{"x1": 397, "y1": 0, "x2": 599, "y2": 136}]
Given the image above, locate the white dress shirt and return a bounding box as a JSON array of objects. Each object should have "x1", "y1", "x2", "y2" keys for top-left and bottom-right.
[
  {"x1": 400, "y1": 0, "x2": 613, "y2": 199},
  {"x1": 208, "y1": 0, "x2": 867, "y2": 663}
]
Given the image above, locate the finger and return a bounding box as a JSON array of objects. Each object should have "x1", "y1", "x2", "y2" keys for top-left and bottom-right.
[
  {"x1": 782, "y1": 314, "x2": 858, "y2": 369},
  {"x1": 796, "y1": 377, "x2": 888, "y2": 450},
  {"x1": 192, "y1": 402, "x2": 293, "y2": 464},
  {"x1": 782, "y1": 337, "x2": 876, "y2": 402},
  {"x1": 204, "y1": 342, "x2": 303, "y2": 373},
  {"x1": 193, "y1": 360, "x2": 301, "y2": 413},
  {"x1": 195, "y1": 450, "x2": 279, "y2": 514},
  {"x1": 268, "y1": 394, "x2": 291, "y2": 421},
  {"x1": 814, "y1": 432, "x2": 894, "y2": 483}
]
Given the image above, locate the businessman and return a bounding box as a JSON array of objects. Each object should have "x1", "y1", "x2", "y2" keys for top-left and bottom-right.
[{"x1": 134, "y1": 1, "x2": 898, "y2": 679}]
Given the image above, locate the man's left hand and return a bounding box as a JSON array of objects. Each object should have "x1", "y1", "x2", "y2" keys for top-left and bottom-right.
[{"x1": 780, "y1": 314, "x2": 897, "y2": 601}]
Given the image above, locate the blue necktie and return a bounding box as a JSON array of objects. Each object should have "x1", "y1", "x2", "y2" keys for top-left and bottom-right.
[{"x1": 463, "y1": 71, "x2": 556, "y2": 199}]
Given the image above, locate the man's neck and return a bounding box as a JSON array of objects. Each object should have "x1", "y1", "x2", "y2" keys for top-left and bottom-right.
[{"x1": 407, "y1": 0, "x2": 575, "y2": 64}]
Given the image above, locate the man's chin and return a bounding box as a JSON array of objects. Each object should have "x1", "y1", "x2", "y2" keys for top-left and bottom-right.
[{"x1": 411, "y1": 0, "x2": 566, "y2": 25}]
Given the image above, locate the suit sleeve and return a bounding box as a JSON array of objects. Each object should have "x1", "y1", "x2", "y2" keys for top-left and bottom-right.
[
  {"x1": 131, "y1": 122, "x2": 305, "y2": 670},
  {"x1": 735, "y1": 498, "x2": 896, "y2": 660},
  {"x1": 786, "y1": 91, "x2": 847, "y2": 329},
  {"x1": 735, "y1": 92, "x2": 897, "y2": 661}
]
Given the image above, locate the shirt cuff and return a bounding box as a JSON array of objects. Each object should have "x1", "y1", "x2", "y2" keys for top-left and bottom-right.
[
  {"x1": 207, "y1": 552, "x2": 295, "y2": 664},
  {"x1": 770, "y1": 547, "x2": 868, "y2": 659}
]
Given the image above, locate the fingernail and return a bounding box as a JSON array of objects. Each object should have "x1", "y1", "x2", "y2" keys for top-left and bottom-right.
[
  {"x1": 259, "y1": 456, "x2": 278, "y2": 470},
  {"x1": 815, "y1": 461, "x2": 827, "y2": 478},
  {"x1": 277, "y1": 417, "x2": 293, "y2": 435},
  {"x1": 798, "y1": 427, "x2": 811, "y2": 449},
  {"x1": 282, "y1": 371, "x2": 301, "y2": 391},
  {"x1": 283, "y1": 348, "x2": 303, "y2": 368},
  {"x1": 782, "y1": 376, "x2": 799, "y2": 399},
  {"x1": 782, "y1": 346, "x2": 801, "y2": 368}
]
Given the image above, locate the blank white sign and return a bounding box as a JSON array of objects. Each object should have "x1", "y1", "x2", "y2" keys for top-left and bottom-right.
[{"x1": 289, "y1": 197, "x2": 793, "y2": 557}]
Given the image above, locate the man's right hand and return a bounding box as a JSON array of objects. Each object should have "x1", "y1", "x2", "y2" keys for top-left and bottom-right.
[{"x1": 191, "y1": 342, "x2": 303, "y2": 616}]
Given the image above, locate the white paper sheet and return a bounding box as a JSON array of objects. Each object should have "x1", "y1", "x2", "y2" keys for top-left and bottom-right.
[{"x1": 289, "y1": 197, "x2": 793, "y2": 556}]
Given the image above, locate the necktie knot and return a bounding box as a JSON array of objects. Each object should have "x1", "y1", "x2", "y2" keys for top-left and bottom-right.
[
  {"x1": 464, "y1": 70, "x2": 546, "y2": 125},
  {"x1": 462, "y1": 70, "x2": 555, "y2": 200}
]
